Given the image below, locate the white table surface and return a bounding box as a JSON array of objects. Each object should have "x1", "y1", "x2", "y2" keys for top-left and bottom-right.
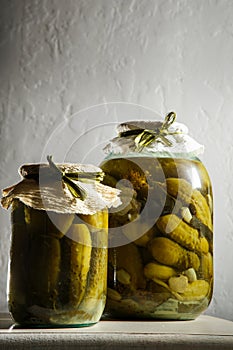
[{"x1": 0, "y1": 313, "x2": 233, "y2": 349}]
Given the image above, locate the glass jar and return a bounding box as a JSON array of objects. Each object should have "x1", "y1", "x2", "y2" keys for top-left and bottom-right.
[
  {"x1": 9, "y1": 201, "x2": 108, "y2": 327},
  {"x1": 2, "y1": 158, "x2": 120, "y2": 327},
  {"x1": 100, "y1": 114, "x2": 213, "y2": 320}
]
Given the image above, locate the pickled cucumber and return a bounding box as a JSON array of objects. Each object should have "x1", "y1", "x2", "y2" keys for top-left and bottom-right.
[
  {"x1": 28, "y1": 233, "x2": 61, "y2": 309},
  {"x1": 149, "y1": 237, "x2": 200, "y2": 271},
  {"x1": 109, "y1": 243, "x2": 146, "y2": 290},
  {"x1": 156, "y1": 214, "x2": 209, "y2": 254},
  {"x1": 8, "y1": 200, "x2": 29, "y2": 323},
  {"x1": 66, "y1": 224, "x2": 92, "y2": 307}
]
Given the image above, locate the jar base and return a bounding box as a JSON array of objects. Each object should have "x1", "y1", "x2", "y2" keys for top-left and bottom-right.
[
  {"x1": 104, "y1": 297, "x2": 209, "y2": 321},
  {"x1": 11, "y1": 322, "x2": 98, "y2": 329}
]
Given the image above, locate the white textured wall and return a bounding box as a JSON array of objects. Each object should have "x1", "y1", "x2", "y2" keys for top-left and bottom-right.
[{"x1": 1, "y1": 0, "x2": 233, "y2": 321}]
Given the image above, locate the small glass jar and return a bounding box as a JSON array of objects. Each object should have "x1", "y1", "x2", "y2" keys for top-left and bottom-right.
[
  {"x1": 100, "y1": 114, "x2": 213, "y2": 320},
  {"x1": 2, "y1": 159, "x2": 120, "y2": 327},
  {"x1": 8, "y1": 201, "x2": 108, "y2": 327}
]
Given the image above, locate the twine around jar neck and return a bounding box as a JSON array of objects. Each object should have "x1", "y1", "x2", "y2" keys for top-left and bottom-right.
[
  {"x1": 119, "y1": 112, "x2": 180, "y2": 152},
  {"x1": 47, "y1": 156, "x2": 104, "y2": 201}
]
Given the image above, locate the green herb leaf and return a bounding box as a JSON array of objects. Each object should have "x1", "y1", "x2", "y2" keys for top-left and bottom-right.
[
  {"x1": 119, "y1": 112, "x2": 178, "y2": 151},
  {"x1": 47, "y1": 156, "x2": 87, "y2": 201}
]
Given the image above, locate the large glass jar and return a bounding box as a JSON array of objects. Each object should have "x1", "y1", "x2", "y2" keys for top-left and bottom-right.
[
  {"x1": 1, "y1": 159, "x2": 120, "y2": 327},
  {"x1": 100, "y1": 114, "x2": 213, "y2": 320}
]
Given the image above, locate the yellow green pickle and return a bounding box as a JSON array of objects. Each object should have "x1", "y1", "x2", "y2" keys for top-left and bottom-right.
[
  {"x1": 29, "y1": 233, "x2": 60, "y2": 309},
  {"x1": 8, "y1": 200, "x2": 29, "y2": 324},
  {"x1": 66, "y1": 224, "x2": 92, "y2": 308}
]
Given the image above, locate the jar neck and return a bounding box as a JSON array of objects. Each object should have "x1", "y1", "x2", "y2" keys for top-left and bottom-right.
[{"x1": 104, "y1": 151, "x2": 201, "y2": 162}]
